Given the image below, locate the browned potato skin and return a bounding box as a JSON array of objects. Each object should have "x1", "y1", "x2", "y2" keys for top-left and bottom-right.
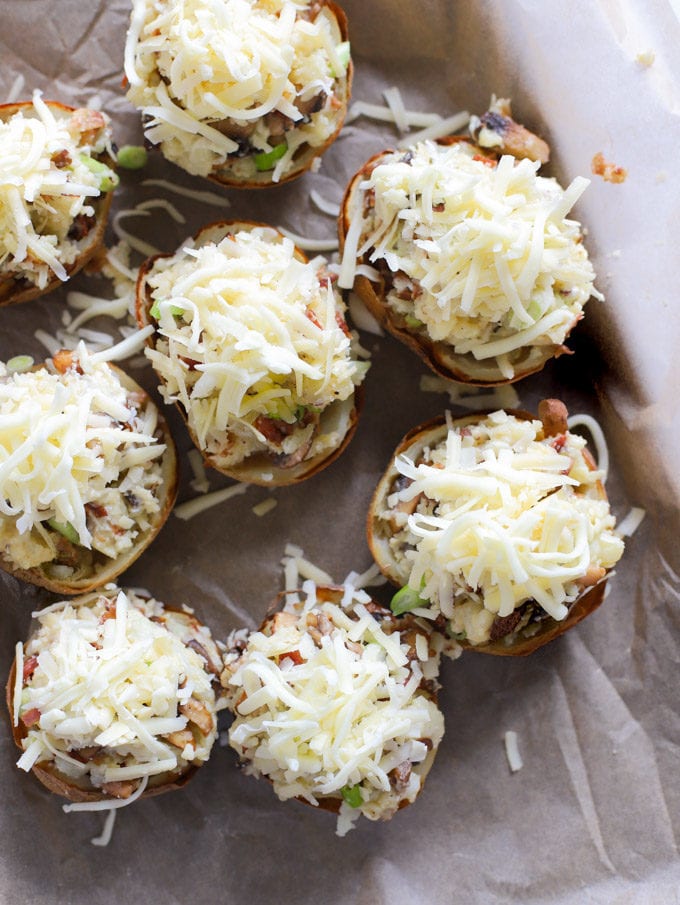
[
  {"x1": 4, "y1": 596, "x2": 221, "y2": 803},
  {"x1": 338, "y1": 137, "x2": 579, "y2": 386},
  {"x1": 191, "y1": 2, "x2": 351, "y2": 189},
  {"x1": 0, "y1": 101, "x2": 115, "y2": 307},
  {"x1": 229, "y1": 585, "x2": 439, "y2": 815},
  {"x1": 136, "y1": 220, "x2": 363, "y2": 487},
  {"x1": 0, "y1": 360, "x2": 178, "y2": 595},
  {"x1": 367, "y1": 405, "x2": 610, "y2": 657}
]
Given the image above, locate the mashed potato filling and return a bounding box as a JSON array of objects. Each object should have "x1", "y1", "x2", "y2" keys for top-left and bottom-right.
[
  {"x1": 377, "y1": 411, "x2": 624, "y2": 645},
  {"x1": 145, "y1": 227, "x2": 366, "y2": 468},
  {"x1": 351, "y1": 141, "x2": 601, "y2": 376}
]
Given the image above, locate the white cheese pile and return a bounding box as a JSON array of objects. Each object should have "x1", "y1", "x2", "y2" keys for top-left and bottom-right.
[
  {"x1": 0, "y1": 90, "x2": 114, "y2": 289},
  {"x1": 15, "y1": 590, "x2": 221, "y2": 793},
  {"x1": 125, "y1": 0, "x2": 346, "y2": 179},
  {"x1": 383, "y1": 411, "x2": 624, "y2": 645},
  {"x1": 145, "y1": 226, "x2": 367, "y2": 467},
  {"x1": 225, "y1": 584, "x2": 444, "y2": 835},
  {"x1": 0, "y1": 347, "x2": 165, "y2": 571},
  {"x1": 341, "y1": 141, "x2": 601, "y2": 376}
]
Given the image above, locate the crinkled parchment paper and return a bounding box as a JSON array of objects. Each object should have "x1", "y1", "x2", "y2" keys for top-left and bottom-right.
[{"x1": 1, "y1": 2, "x2": 679, "y2": 903}]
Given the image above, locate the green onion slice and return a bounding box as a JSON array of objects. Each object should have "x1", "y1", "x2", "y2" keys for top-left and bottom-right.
[
  {"x1": 254, "y1": 142, "x2": 288, "y2": 172},
  {"x1": 80, "y1": 154, "x2": 119, "y2": 192},
  {"x1": 390, "y1": 584, "x2": 428, "y2": 616},
  {"x1": 47, "y1": 519, "x2": 80, "y2": 546},
  {"x1": 6, "y1": 355, "x2": 34, "y2": 373},
  {"x1": 341, "y1": 784, "x2": 363, "y2": 808},
  {"x1": 116, "y1": 145, "x2": 148, "y2": 170}
]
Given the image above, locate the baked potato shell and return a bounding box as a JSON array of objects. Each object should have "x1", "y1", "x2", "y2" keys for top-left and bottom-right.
[
  {"x1": 4, "y1": 594, "x2": 222, "y2": 802},
  {"x1": 136, "y1": 220, "x2": 362, "y2": 487},
  {"x1": 0, "y1": 100, "x2": 115, "y2": 307},
  {"x1": 338, "y1": 138, "x2": 578, "y2": 386},
  {"x1": 0, "y1": 361, "x2": 178, "y2": 595},
  {"x1": 367, "y1": 410, "x2": 609, "y2": 656}
]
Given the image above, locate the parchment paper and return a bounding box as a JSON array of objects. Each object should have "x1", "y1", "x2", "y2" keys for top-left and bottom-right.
[{"x1": 1, "y1": 2, "x2": 679, "y2": 903}]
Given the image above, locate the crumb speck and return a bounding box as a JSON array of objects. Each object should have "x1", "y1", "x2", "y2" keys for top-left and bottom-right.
[
  {"x1": 591, "y1": 152, "x2": 627, "y2": 184},
  {"x1": 655, "y1": 171, "x2": 667, "y2": 184},
  {"x1": 636, "y1": 50, "x2": 655, "y2": 67}
]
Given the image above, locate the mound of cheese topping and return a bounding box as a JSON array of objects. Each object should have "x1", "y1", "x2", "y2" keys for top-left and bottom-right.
[
  {"x1": 0, "y1": 91, "x2": 115, "y2": 290},
  {"x1": 145, "y1": 226, "x2": 366, "y2": 468},
  {"x1": 379, "y1": 411, "x2": 624, "y2": 645},
  {"x1": 125, "y1": 0, "x2": 348, "y2": 179},
  {"x1": 342, "y1": 141, "x2": 601, "y2": 378},
  {"x1": 224, "y1": 585, "x2": 444, "y2": 835},
  {"x1": 14, "y1": 590, "x2": 222, "y2": 794},
  {"x1": 0, "y1": 349, "x2": 166, "y2": 573}
]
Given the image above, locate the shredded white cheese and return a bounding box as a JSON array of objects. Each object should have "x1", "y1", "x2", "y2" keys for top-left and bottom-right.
[
  {"x1": 616, "y1": 507, "x2": 646, "y2": 538},
  {"x1": 174, "y1": 482, "x2": 249, "y2": 521},
  {"x1": 0, "y1": 346, "x2": 167, "y2": 574},
  {"x1": 504, "y1": 730, "x2": 523, "y2": 772},
  {"x1": 252, "y1": 497, "x2": 278, "y2": 517}
]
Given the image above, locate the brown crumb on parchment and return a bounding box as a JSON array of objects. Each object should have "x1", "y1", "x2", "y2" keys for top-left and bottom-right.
[{"x1": 591, "y1": 152, "x2": 627, "y2": 184}]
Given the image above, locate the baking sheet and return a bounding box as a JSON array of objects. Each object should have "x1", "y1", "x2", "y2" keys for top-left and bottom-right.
[{"x1": 1, "y1": 1, "x2": 679, "y2": 902}]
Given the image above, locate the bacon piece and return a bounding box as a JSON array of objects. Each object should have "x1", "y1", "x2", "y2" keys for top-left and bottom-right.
[
  {"x1": 591, "y1": 152, "x2": 627, "y2": 184},
  {"x1": 21, "y1": 708, "x2": 41, "y2": 727},
  {"x1": 22, "y1": 656, "x2": 39, "y2": 682},
  {"x1": 51, "y1": 149, "x2": 72, "y2": 169},
  {"x1": 101, "y1": 780, "x2": 138, "y2": 799},
  {"x1": 164, "y1": 729, "x2": 195, "y2": 750}
]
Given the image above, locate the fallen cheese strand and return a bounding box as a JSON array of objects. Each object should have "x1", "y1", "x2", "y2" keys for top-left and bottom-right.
[{"x1": 504, "y1": 730, "x2": 523, "y2": 772}]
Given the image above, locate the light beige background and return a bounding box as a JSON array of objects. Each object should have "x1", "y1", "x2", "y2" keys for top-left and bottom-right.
[{"x1": 0, "y1": 2, "x2": 679, "y2": 902}]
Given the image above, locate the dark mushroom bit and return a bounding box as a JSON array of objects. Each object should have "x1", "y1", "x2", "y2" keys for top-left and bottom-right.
[
  {"x1": 368, "y1": 401, "x2": 625, "y2": 654},
  {"x1": 8, "y1": 589, "x2": 225, "y2": 804},
  {"x1": 221, "y1": 585, "x2": 446, "y2": 835}
]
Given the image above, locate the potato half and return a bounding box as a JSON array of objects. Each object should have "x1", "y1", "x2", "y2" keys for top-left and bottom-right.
[
  {"x1": 339, "y1": 134, "x2": 597, "y2": 385},
  {"x1": 125, "y1": 0, "x2": 351, "y2": 188},
  {"x1": 0, "y1": 100, "x2": 115, "y2": 306},
  {"x1": 0, "y1": 354, "x2": 177, "y2": 594},
  {"x1": 222, "y1": 585, "x2": 443, "y2": 831},
  {"x1": 136, "y1": 220, "x2": 364, "y2": 486},
  {"x1": 367, "y1": 401, "x2": 624, "y2": 655},
  {"x1": 7, "y1": 589, "x2": 224, "y2": 802}
]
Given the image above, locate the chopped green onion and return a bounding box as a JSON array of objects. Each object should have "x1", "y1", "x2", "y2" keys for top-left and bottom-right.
[
  {"x1": 254, "y1": 142, "x2": 288, "y2": 172},
  {"x1": 47, "y1": 519, "x2": 80, "y2": 546},
  {"x1": 332, "y1": 41, "x2": 351, "y2": 76},
  {"x1": 341, "y1": 784, "x2": 363, "y2": 808},
  {"x1": 80, "y1": 154, "x2": 119, "y2": 192},
  {"x1": 390, "y1": 584, "x2": 428, "y2": 616},
  {"x1": 149, "y1": 301, "x2": 184, "y2": 320},
  {"x1": 116, "y1": 145, "x2": 148, "y2": 170},
  {"x1": 404, "y1": 314, "x2": 424, "y2": 329},
  {"x1": 6, "y1": 355, "x2": 34, "y2": 374}
]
